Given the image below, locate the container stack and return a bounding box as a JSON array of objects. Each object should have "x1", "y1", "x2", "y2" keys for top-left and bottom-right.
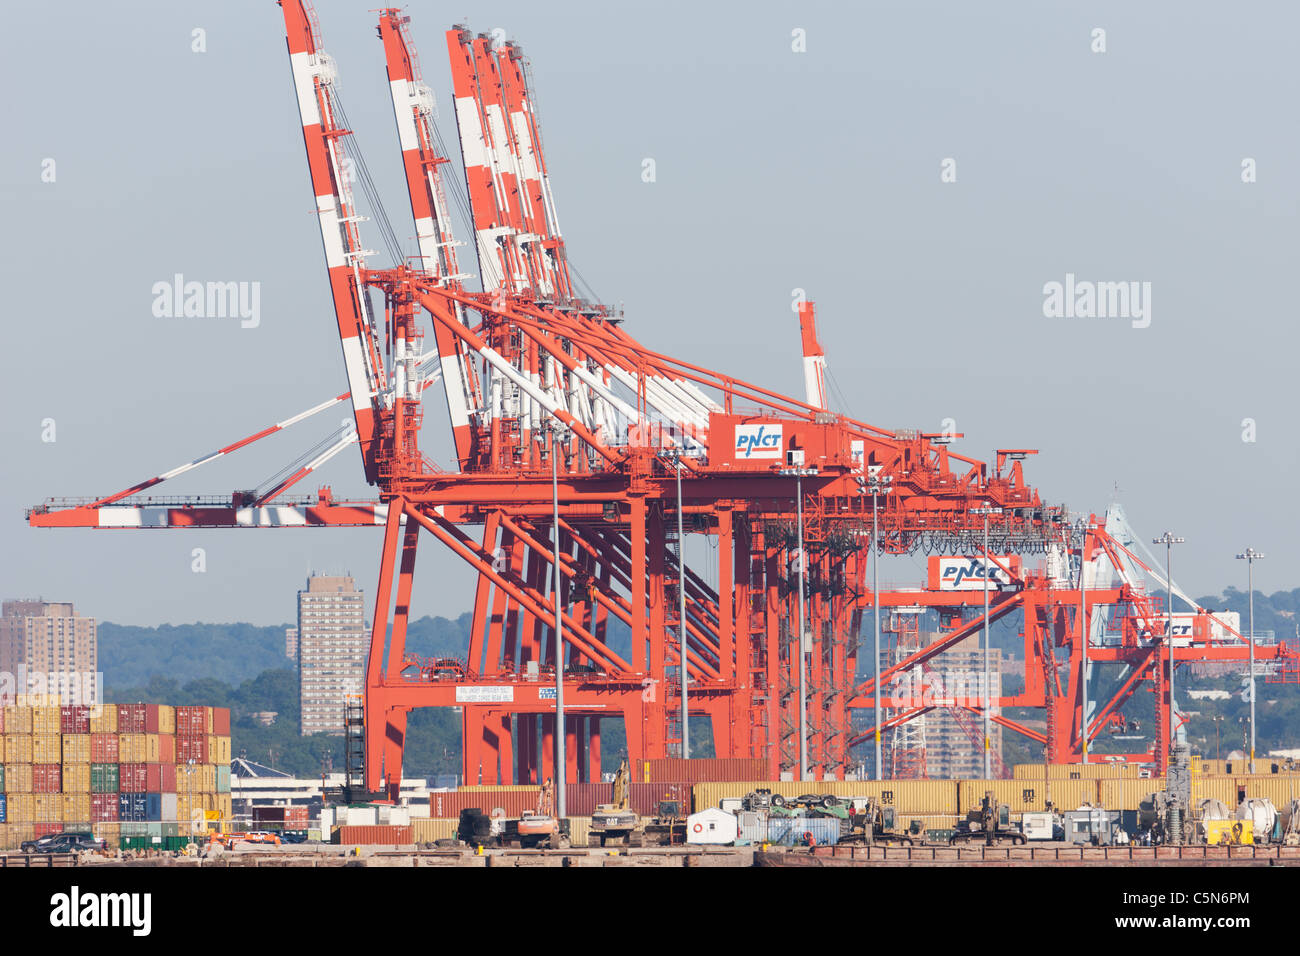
[{"x1": 0, "y1": 702, "x2": 233, "y2": 850}]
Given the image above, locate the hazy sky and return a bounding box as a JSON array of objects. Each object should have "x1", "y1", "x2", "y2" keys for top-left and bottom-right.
[{"x1": 2, "y1": 1, "x2": 1296, "y2": 627}]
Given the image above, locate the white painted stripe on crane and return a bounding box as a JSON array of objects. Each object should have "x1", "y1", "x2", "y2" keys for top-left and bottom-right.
[
  {"x1": 441, "y1": 353, "x2": 471, "y2": 429},
  {"x1": 289, "y1": 52, "x2": 323, "y2": 128},
  {"x1": 236, "y1": 507, "x2": 310, "y2": 528},
  {"x1": 389, "y1": 79, "x2": 420, "y2": 152},
  {"x1": 481, "y1": 347, "x2": 561, "y2": 416},
  {"x1": 340, "y1": 337, "x2": 371, "y2": 413},
  {"x1": 453, "y1": 96, "x2": 490, "y2": 170},
  {"x1": 803, "y1": 355, "x2": 827, "y2": 409},
  {"x1": 677, "y1": 379, "x2": 723, "y2": 412},
  {"x1": 509, "y1": 112, "x2": 541, "y2": 182},
  {"x1": 316, "y1": 195, "x2": 347, "y2": 269}
]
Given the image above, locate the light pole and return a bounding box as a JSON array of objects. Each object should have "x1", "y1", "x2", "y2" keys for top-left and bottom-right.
[
  {"x1": 551, "y1": 424, "x2": 568, "y2": 818},
  {"x1": 867, "y1": 471, "x2": 892, "y2": 780},
  {"x1": 1235, "y1": 548, "x2": 1265, "y2": 774},
  {"x1": 972, "y1": 505, "x2": 1001, "y2": 779},
  {"x1": 778, "y1": 459, "x2": 818, "y2": 781},
  {"x1": 1078, "y1": 519, "x2": 1091, "y2": 764},
  {"x1": 1153, "y1": 532, "x2": 1184, "y2": 754},
  {"x1": 659, "y1": 447, "x2": 689, "y2": 758}
]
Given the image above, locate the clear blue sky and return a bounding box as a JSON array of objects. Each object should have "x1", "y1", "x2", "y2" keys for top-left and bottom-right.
[{"x1": 2, "y1": 0, "x2": 1294, "y2": 625}]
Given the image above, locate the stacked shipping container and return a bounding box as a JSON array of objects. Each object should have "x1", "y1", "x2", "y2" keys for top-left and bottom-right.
[{"x1": 0, "y1": 702, "x2": 233, "y2": 850}]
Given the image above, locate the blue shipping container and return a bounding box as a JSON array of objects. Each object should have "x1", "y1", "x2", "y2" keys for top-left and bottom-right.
[
  {"x1": 738, "y1": 816, "x2": 840, "y2": 847},
  {"x1": 118, "y1": 792, "x2": 147, "y2": 823},
  {"x1": 145, "y1": 793, "x2": 162, "y2": 822},
  {"x1": 0, "y1": 793, "x2": 6, "y2": 824}
]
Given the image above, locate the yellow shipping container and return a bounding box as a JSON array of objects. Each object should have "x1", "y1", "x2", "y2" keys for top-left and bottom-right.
[
  {"x1": 5, "y1": 764, "x2": 33, "y2": 794},
  {"x1": 3, "y1": 706, "x2": 33, "y2": 735},
  {"x1": 31, "y1": 733, "x2": 62, "y2": 764},
  {"x1": 61, "y1": 792, "x2": 90, "y2": 825},
  {"x1": 4, "y1": 734, "x2": 33, "y2": 765},
  {"x1": 5, "y1": 823, "x2": 34, "y2": 850},
  {"x1": 690, "y1": 779, "x2": 959, "y2": 816},
  {"x1": 157, "y1": 705, "x2": 175, "y2": 735},
  {"x1": 176, "y1": 793, "x2": 194, "y2": 824},
  {"x1": 410, "y1": 818, "x2": 458, "y2": 842},
  {"x1": 33, "y1": 793, "x2": 61, "y2": 823},
  {"x1": 88, "y1": 705, "x2": 117, "y2": 734},
  {"x1": 207, "y1": 736, "x2": 232, "y2": 765},
  {"x1": 31, "y1": 706, "x2": 61, "y2": 735},
  {"x1": 61, "y1": 734, "x2": 90, "y2": 764},
  {"x1": 117, "y1": 733, "x2": 147, "y2": 763},
  {"x1": 1190, "y1": 775, "x2": 1237, "y2": 805},
  {"x1": 1012, "y1": 762, "x2": 1153, "y2": 780},
  {"x1": 7, "y1": 793, "x2": 35, "y2": 823},
  {"x1": 61, "y1": 762, "x2": 90, "y2": 793},
  {"x1": 1099, "y1": 777, "x2": 1167, "y2": 810},
  {"x1": 958, "y1": 779, "x2": 1100, "y2": 814},
  {"x1": 93, "y1": 822, "x2": 121, "y2": 850}
]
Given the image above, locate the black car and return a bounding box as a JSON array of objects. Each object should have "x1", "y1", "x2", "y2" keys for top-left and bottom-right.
[
  {"x1": 279, "y1": 830, "x2": 310, "y2": 844},
  {"x1": 21, "y1": 832, "x2": 107, "y2": 854}
]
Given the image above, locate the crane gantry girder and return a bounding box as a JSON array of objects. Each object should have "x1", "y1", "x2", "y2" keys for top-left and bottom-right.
[{"x1": 37, "y1": 2, "x2": 1221, "y2": 795}]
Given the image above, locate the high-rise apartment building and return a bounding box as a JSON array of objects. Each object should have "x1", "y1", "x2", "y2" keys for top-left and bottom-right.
[
  {"x1": 285, "y1": 627, "x2": 298, "y2": 661},
  {"x1": 297, "y1": 575, "x2": 367, "y2": 736},
  {"x1": 0, "y1": 600, "x2": 98, "y2": 703}
]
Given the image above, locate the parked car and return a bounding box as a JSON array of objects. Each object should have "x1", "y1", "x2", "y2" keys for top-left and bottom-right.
[{"x1": 21, "y1": 832, "x2": 107, "y2": 854}]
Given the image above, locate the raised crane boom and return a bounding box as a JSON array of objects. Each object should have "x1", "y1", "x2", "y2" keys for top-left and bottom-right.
[
  {"x1": 377, "y1": 9, "x2": 481, "y2": 472},
  {"x1": 280, "y1": 0, "x2": 387, "y2": 484}
]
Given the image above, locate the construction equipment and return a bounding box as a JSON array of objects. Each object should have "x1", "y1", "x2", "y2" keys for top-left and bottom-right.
[
  {"x1": 589, "y1": 760, "x2": 641, "y2": 847},
  {"x1": 642, "y1": 800, "x2": 688, "y2": 847},
  {"x1": 950, "y1": 790, "x2": 1026, "y2": 846},
  {"x1": 845, "y1": 797, "x2": 913, "y2": 845}
]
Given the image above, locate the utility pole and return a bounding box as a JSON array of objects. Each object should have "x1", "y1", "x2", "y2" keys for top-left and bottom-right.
[
  {"x1": 551, "y1": 425, "x2": 567, "y2": 818},
  {"x1": 779, "y1": 456, "x2": 818, "y2": 781},
  {"x1": 868, "y1": 471, "x2": 891, "y2": 780},
  {"x1": 1079, "y1": 519, "x2": 1091, "y2": 764},
  {"x1": 973, "y1": 505, "x2": 1002, "y2": 779},
  {"x1": 1235, "y1": 548, "x2": 1265, "y2": 774},
  {"x1": 1153, "y1": 532, "x2": 1184, "y2": 754},
  {"x1": 659, "y1": 447, "x2": 689, "y2": 758}
]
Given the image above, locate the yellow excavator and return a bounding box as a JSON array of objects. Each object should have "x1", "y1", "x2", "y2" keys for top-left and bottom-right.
[{"x1": 589, "y1": 760, "x2": 642, "y2": 847}]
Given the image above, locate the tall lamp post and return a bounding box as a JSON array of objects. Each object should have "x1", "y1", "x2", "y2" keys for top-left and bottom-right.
[
  {"x1": 658, "y1": 447, "x2": 689, "y2": 758},
  {"x1": 972, "y1": 505, "x2": 1002, "y2": 779},
  {"x1": 1078, "y1": 519, "x2": 1091, "y2": 764},
  {"x1": 1235, "y1": 548, "x2": 1265, "y2": 774},
  {"x1": 1153, "y1": 532, "x2": 1184, "y2": 754},
  {"x1": 778, "y1": 456, "x2": 818, "y2": 781},
  {"x1": 551, "y1": 424, "x2": 569, "y2": 818},
  {"x1": 867, "y1": 470, "x2": 891, "y2": 780}
]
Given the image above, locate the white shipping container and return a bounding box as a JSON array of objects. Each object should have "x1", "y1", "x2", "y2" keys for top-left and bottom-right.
[
  {"x1": 161, "y1": 793, "x2": 178, "y2": 822},
  {"x1": 319, "y1": 808, "x2": 334, "y2": 832},
  {"x1": 344, "y1": 807, "x2": 378, "y2": 827}
]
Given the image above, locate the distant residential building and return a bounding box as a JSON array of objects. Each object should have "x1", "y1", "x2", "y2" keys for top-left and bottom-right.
[
  {"x1": 881, "y1": 632, "x2": 1003, "y2": 780},
  {"x1": 0, "y1": 600, "x2": 97, "y2": 703},
  {"x1": 285, "y1": 627, "x2": 298, "y2": 661},
  {"x1": 297, "y1": 575, "x2": 367, "y2": 736},
  {"x1": 250, "y1": 711, "x2": 279, "y2": 726}
]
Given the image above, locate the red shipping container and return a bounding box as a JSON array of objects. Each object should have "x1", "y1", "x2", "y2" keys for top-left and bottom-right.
[
  {"x1": 119, "y1": 763, "x2": 148, "y2": 793},
  {"x1": 60, "y1": 705, "x2": 91, "y2": 735},
  {"x1": 563, "y1": 782, "x2": 614, "y2": 817},
  {"x1": 34, "y1": 822, "x2": 62, "y2": 838},
  {"x1": 175, "y1": 735, "x2": 208, "y2": 763},
  {"x1": 90, "y1": 733, "x2": 119, "y2": 763},
  {"x1": 175, "y1": 706, "x2": 208, "y2": 736},
  {"x1": 212, "y1": 707, "x2": 230, "y2": 736},
  {"x1": 334, "y1": 825, "x2": 412, "y2": 845},
  {"x1": 117, "y1": 704, "x2": 147, "y2": 734},
  {"x1": 427, "y1": 789, "x2": 541, "y2": 819},
  {"x1": 628, "y1": 782, "x2": 691, "y2": 816},
  {"x1": 33, "y1": 764, "x2": 62, "y2": 793},
  {"x1": 144, "y1": 763, "x2": 177, "y2": 793},
  {"x1": 157, "y1": 735, "x2": 175, "y2": 763},
  {"x1": 91, "y1": 793, "x2": 119, "y2": 823},
  {"x1": 144, "y1": 705, "x2": 162, "y2": 734}
]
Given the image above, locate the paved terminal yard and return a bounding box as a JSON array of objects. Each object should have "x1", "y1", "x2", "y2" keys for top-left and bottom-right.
[{"x1": 4, "y1": 842, "x2": 1299, "y2": 867}]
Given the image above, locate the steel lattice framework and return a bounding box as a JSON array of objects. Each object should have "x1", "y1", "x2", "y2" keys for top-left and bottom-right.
[{"x1": 27, "y1": 3, "x2": 1293, "y2": 797}]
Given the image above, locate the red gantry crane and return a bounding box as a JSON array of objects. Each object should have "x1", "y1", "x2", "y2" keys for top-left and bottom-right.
[{"x1": 28, "y1": 3, "x2": 1289, "y2": 795}]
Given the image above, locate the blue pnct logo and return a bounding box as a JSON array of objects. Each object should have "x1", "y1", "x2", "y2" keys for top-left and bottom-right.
[{"x1": 734, "y1": 423, "x2": 782, "y2": 458}]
